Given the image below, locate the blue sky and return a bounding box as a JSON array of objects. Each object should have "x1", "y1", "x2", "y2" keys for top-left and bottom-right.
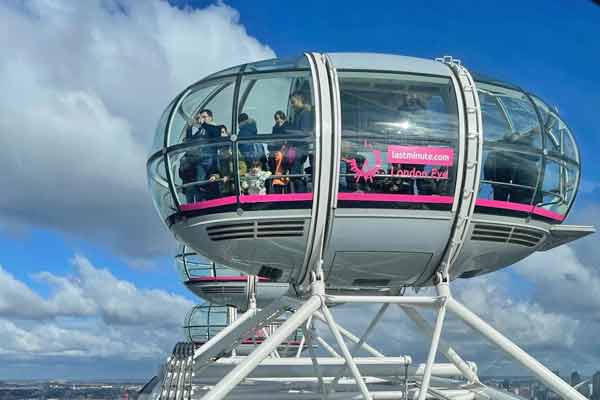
[{"x1": 0, "y1": 0, "x2": 599, "y2": 381}]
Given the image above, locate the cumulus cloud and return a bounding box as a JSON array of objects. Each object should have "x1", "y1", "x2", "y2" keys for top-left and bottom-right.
[
  {"x1": 514, "y1": 246, "x2": 600, "y2": 317},
  {"x1": 0, "y1": 0, "x2": 275, "y2": 263},
  {"x1": 0, "y1": 254, "x2": 193, "y2": 367},
  {"x1": 1, "y1": 255, "x2": 193, "y2": 326},
  {"x1": 453, "y1": 274, "x2": 579, "y2": 348}
]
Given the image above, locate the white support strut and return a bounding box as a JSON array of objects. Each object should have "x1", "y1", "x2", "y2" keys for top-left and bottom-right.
[
  {"x1": 329, "y1": 303, "x2": 390, "y2": 387},
  {"x1": 400, "y1": 305, "x2": 480, "y2": 384},
  {"x1": 321, "y1": 304, "x2": 372, "y2": 400},
  {"x1": 200, "y1": 295, "x2": 323, "y2": 400},
  {"x1": 313, "y1": 310, "x2": 385, "y2": 358},
  {"x1": 416, "y1": 280, "x2": 448, "y2": 400}
]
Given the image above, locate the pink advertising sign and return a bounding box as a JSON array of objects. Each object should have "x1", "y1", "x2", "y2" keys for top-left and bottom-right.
[{"x1": 387, "y1": 145, "x2": 454, "y2": 166}]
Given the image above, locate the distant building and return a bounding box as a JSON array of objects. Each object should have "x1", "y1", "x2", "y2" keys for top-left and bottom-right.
[
  {"x1": 593, "y1": 371, "x2": 600, "y2": 400},
  {"x1": 572, "y1": 371, "x2": 582, "y2": 386},
  {"x1": 535, "y1": 388, "x2": 548, "y2": 400}
]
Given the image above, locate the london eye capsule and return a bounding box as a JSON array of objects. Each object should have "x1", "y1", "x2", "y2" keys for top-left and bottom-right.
[
  {"x1": 183, "y1": 304, "x2": 305, "y2": 356},
  {"x1": 148, "y1": 53, "x2": 593, "y2": 292},
  {"x1": 175, "y1": 244, "x2": 289, "y2": 309}
]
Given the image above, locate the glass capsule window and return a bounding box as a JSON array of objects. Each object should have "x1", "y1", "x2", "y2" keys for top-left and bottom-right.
[
  {"x1": 236, "y1": 71, "x2": 315, "y2": 201},
  {"x1": 147, "y1": 155, "x2": 176, "y2": 220},
  {"x1": 532, "y1": 97, "x2": 580, "y2": 217},
  {"x1": 175, "y1": 245, "x2": 241, "y2": 281},
  {"x1": 476, "y1": 84, "x2": 580, "y2": 221},
  {"x1": 147, "y1": 58, "x2": 316, "y2": 220},
  {"x1": 242, "y1": 55, "x2": 310, "y2": 73},
  {"x1": 184, "y1": 305, "x2": 229, "y2": 343},
  {"x1": 477, "y1": 83, "x2": 543, "y2": 211},
  {"x1": 169, "y1": 77, "x2": 236, "y2": 147},
  {"x1": 337, "y1": 72, "x2": 459, "y2": 209},
  {"x1": 151, "y1": 97, "x2": 177, "y2": 153},
  {"x1": 169, "y1": 142, "x2": 236, "y2": 209}
]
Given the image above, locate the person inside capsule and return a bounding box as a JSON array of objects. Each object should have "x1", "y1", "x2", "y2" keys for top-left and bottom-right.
[
  {"x1": 483, "y1": 127, "x2": 541, "y2": 205},
  {"x1": 287, "y1": 92, "x2": 314, "y2": 193},
  {"x1": 237, "y1": 112, "x2": 265, "y2": 169},
  {"x1": 269, "y1": 111, "x2": 291, "y2": 194},
  {"x1": 178, "y1": 109, "x2": 230, "y2": 202}
]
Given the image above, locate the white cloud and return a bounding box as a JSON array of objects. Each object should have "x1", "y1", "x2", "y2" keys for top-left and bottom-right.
[
  {"x1": 0, "y1": 254, "x2": 193, "y2": 363},
  {"x1": 0, "y1": 0, "x2": 275, "y2": 263},
  {"x1": 1, "y1": 255, "x2": 194, "y2": 326},
  {"x1": 454, "y1": 274, "x2": 579, "y2": 348},
  {"x1": 514, "y1": 246, "x2": 600, "y2": 317}
]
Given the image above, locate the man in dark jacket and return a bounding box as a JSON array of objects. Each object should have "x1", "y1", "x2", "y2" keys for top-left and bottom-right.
[
  {"x1": 237, "y1": 113, "x2": 265, "y2": 166},
  {"x1": 179, "y1": 109, "x2": 226, "y2": 203},
  {"x1": 287, "y1": 93, "x2": 314, "y2": 192},
  {"x1": 289, "y1": 92, "x2": 314, "y2": 132}
]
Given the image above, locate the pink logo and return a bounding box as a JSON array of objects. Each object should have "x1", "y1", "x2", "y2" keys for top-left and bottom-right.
[
  {"x1": 343, "y1": 140, "x2": 383, "y2": 183},
  {"x1": 387, "y1": 145, "x2": 454, "y2": 166},
  {"x1": 342, "y1": 143, "x2": 454, "y2": 183}
]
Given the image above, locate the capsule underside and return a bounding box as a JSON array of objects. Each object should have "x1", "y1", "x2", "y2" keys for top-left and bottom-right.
[
  {"x1": 175, "y1": 245, "x2": 289, "y2": 309},
  {"x1": 149, "y1": 52, "x2": 589, "y2": 290}
]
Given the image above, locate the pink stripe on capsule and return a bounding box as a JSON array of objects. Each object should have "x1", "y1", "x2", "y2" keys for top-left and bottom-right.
[
  {"x1": 240, "y1": 193, "x2": 313, "y2": 203},
  {"x1": 475, "y1": 199, "x2": 565, "y2": 221},
  {"x1": 337, "y1": 192, "x2": 454, "y2": 204},
  {"x1": 180, "y1": 196, "x2": 237, "y2": 211},
  {"x1": 187, "y1": 276, "x2": 270, "y2": 282}
]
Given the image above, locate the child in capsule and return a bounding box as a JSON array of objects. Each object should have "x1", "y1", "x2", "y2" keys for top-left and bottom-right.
[{"x1": 242, "y1": 160, "x2": 272, "y2": 195}]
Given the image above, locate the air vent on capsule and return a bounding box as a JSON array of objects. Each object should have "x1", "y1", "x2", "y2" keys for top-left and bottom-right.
[
  {"x1": 471, "y1": 223, "x2": 545, "y2": 247},
  {"x1": 206, "y1": 222, "x2": 253, "y2": 241},
  {"x1": 207, "y1": 220, "x2": 305, "y2": 241},
  {"x1": 198, "y1": 286, "x2": 245, "y2": 295},
  {"x1": 256, "y1": 220, "x2": 304, "y2": 238}
]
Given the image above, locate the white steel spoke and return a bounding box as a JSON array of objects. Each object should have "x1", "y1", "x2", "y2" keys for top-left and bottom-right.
[
  {"x1": 200, "y1": 295, "x2": 322, "y2": 400},
  {"x1": 313, "y1": 311, "x2": 385, "y2": 357},
  {"x1": 330, "y1": 303, "x2": 390, "y2": 386},
  {"x1": 321, "y1": 304, "x2": 372, "y2": 400},
  {"x1": 417, "y1": 298, "x2": 447, "y2": 400},
  {"x1": 400, "y1": 305, "x2": 479, "y2": 384}
]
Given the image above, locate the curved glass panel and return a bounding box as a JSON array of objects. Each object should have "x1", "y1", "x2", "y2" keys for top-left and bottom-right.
[
  {"x1": 147, "y1": 155, "x2": 176, "y2": 221},
  {"x1": 337, "y1": 72, "x2": 459, "y2": 209},
  {"x1": 151, "y1": 97, "x2": 176, "y2": 153},
  {"x1": 168, "y1": 78, "x2": 236, "y2": 147},
  {"x1": 169, "y1": 142, "x2": 236, "y2": 209},
  {"x1": 184, "y1": 305, "x2": 229, "y2": 343},
  {"x1": 475, "y1": 86, "x2": 580, "y2": 221},
  {"x1": 532, "y1": 97, "x2": 579, "y2": 162},
  {"x1": 236, "y1": 70, "x2": 315, "y2": 204},
  {"x1": 174, "y1": 255, "x2": 189, "y2": 282},
  {"x1": 539, "y1": 160, "x2": 577, "y2": 217},
  {"x1": 175, "y1": 244, "x2": 241, "y2": 281},
  {"x1": 204, "y1": 64, "x2": 243, "y2": 80},
  {"x1": 531, "y1": 97, "x2": 580, "y2": 218},
  {"x1": 243, "y1": 55, "x2": 309, "y2": 73},
  {"x1": 480, "y1": 149, "x2": 542, "y2": 205},
  {"x1": 477, "y1": 83, "x2": 543, "y2": 210},
  {"x1": 478, "y1": 83, "x2": 541, "y2": 148}
]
